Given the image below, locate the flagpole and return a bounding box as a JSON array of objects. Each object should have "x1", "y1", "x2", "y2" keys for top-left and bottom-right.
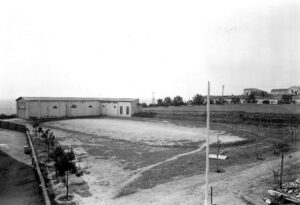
[{"x1": 204, "y1": 81, "x2": 210, "y2": 205}]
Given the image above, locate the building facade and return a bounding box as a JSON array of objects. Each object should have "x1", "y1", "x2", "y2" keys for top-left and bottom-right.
[
  {"x1": 288, "y1": 86, "x2": 300, "y2": 96},
  {"x1": 243, "y1": 88, "x2": 267, "y2": 97},
  {"x1": 16, "y1": 97, "x2": 140, "y2": 119},
  {"x1": 270, "y1": 89, "x2": 288, "y2": 95}
]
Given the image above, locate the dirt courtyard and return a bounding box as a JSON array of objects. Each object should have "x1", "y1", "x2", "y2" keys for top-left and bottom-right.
[
  {"x1": 45, "y1": 118, "x2": 243, "y2": 147},
  {"x1": 41, "y1": 117, "x2": 299, "y2": 205}
]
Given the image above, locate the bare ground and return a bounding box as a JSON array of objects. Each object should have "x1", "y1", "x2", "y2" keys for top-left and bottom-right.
[{"x1": 39, "y1": 117, "x2": 300, "y2": 205}]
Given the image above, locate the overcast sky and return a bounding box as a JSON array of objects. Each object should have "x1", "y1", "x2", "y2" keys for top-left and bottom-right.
[{"x1": 0, "y1": 0, "x2": 299, "y2": 102}]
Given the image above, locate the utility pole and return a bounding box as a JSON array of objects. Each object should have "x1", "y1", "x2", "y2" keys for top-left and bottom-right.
[
  {"x1": 222, "y1": 85, "x2": 224, "y2": 104},
  {"x1": 217, "y1": 134, "x2": 220, "y2": 172},
  {"x1": 152, "y1": 92, "x2": 155, "y2": 104},
  {"x1": 204, "y1": 81, "x2": 210, "y2": 205}
]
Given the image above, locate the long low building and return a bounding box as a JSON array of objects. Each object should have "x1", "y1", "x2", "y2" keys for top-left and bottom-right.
[{"x1": 16, "y1": 97, "x2": 140, "y2": 119}]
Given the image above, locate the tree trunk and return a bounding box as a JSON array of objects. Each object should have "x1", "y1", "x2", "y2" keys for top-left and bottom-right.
[
  {"x1": 280, "y1": 152, "x2": 284, "y2": 189},
  {"x1": 47, "y1": 142, "x2": 49, "y2": 162},
  {"x1": 66, "y1": 170, "x2": 69, "y2": 199}
]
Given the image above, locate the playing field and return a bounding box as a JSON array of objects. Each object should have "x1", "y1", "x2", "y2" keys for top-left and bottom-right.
[
  {"x1": 45, "y1": 118, "x2": 243, "y2": 147},
  {"x1": 41, "y1": 117, "x2": 299, "y2": 205}
]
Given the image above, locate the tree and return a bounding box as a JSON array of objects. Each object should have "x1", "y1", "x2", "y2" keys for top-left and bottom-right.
[
  {"x1": 192, "y1": 94, "x2": 204, "y2": 105},
  {"x1": 32, "y1": 121, "x2": 39, "y2": 136},
  {"x1": 273, "y1": 140, "x2": 289, "y2": 188},
  {"x1": 52, "y1": 147, "x2": 77, "y2": 200},
  {"x1": 281, "y1": 94, "x2": 292, "y2": 104},
  {"x1": 41, "y1": 129, "x2": 54, "y2": 161},
  {"x1": 246, "y1": 94, "x2": 256, "y2": 103},
  {"x1": 163, "y1": 97, "x2": 172, "y2": 106},
  {"x1": 172, "y1": 96, "x2": 184, "y2": 106},
  {"x1": 231, "y1": 97, "x2": 240, "y2": 104},
  {"x1": 141, "y1": 103, "x2": 147, "y2": 108},
  {"x1": 216, "y1": 135, "x2": 222, "y2": 173},
  {"x1": 157, "y1": 99, "x2": 163, "y2": 106},
  {"x1": 51, "y1": 146, "x2": 65, "y2": 177},
  {"x1": 38, "y1": 127, "x2": 43, "y2": 138}
]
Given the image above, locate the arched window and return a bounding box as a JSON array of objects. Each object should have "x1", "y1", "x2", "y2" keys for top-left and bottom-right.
[
  {"x1": 88, "y1": 105, "x2": 92, "y2": 108},
  {"x1": 53, "y1": 105, "x2": 58, "y2": 109},
  {"x1": 120, "y1": 106, "x2": 123, "y2": 115},
  {"x1": 71, "y1": 104, "x2": 77, "y2": 108},
  {"x1": 126, "y1": 106, "x2": 130, "y2": 115}
]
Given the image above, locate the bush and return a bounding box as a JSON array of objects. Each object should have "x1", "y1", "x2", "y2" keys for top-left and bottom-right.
[
  {"x1": 192, "y1": 94, "x2": 204, "y2": 105},
  {"x1": 172, "y1": 96, "x2": 184, "y2": 106},
  {"x1": 163, "y1": 97, "x2": 172, "y2": 106},
  {"x1": 141, "y1": 103, "x2": 147, "y2": 108},
  {"x1": 263, "y1": 100, "x2": 270, "y2": 104}
]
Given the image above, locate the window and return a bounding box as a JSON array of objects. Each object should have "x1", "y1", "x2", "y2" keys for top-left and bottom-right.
[
  {"x1": 88, "y1": 105, "x2": 92, "y2": 108},
  {"x1": 18, "y1": 102, "x2": 26, "y2": 109},
  {"x1": 114, "y1": 106, "x2": 116, "y2": 108},
  {"x1": 102, "y1": 105, "x2": 105, "y2": 108},
  {"x1": 126, "y1": 106, "x2": 130, "y2": 115},
  {"x1": 120, "y1": 106, "x2": 123, "y2": 114},
  {"x1": 71, "y1": 104, "x2": 77, "y2": 108},
  {"x1": 53, "y1": 105, "x2": 58, "y2": 109}
]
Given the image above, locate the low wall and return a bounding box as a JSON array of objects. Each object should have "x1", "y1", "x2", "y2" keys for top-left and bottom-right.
[{"x1": 0, "y1": 120, "x2": 27, "y2": 132}]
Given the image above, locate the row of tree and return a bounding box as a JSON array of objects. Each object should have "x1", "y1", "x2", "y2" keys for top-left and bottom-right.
[
  {"x1": 33, "y1": 125, "x2": 77, "y2": 200},
  {"x1": 140, "y1": 93, "x2": 296, "y2": 107}
]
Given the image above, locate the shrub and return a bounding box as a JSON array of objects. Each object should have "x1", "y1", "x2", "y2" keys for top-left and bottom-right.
[{"x1": 192, "y1": 94, "x2": 204, "y2": 105}]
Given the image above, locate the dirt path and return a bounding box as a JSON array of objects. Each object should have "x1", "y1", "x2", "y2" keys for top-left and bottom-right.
[
  {"x1": 0, "y1": 129, "x2": 43, "y2": 205},
  {"x1": 116, "y1": 143, "x2": 206, "y2": 196},
  {"x1": 112, "y1": 150, "x2": 300, "y2": 205}
]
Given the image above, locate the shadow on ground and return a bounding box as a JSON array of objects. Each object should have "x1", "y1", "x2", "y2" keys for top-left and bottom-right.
[{"x1": 0, "y1": 149, "x2": 43, "y2": 205}]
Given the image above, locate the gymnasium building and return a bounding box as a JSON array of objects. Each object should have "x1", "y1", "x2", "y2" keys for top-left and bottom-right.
[{"x1": 16, "y1": 97, "x2": 140, "y2": 119}]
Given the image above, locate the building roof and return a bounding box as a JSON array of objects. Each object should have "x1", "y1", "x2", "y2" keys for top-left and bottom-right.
[
  {"x1": 16, "y1": 97, "x2": 138, "y2": 102},
  {"x1": 244, "y1": 88, "x2": 266, "y2": 92},
  {"x1": 288, "y1": 86, "x2": 300, "y2": 89},
  {"x1": 271, "y1": 88, "x2": 288, "y2": 92}
]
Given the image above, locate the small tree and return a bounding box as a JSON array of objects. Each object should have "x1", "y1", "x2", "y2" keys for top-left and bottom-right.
[
  {"x1": 246, "y1": 94, "x2": 256, "y2": 103},
  {"x1": 192, "y1": 94, "x2": 204, "y2": 105},
  {"x1": 263, "y1": 100, "x2": 270, "y2": 104},
  {"x1": 216, "y1": 135, "x2": 222, "y2": 173},
  {"x1": 273, "y1": 140, "x2": 289, "y2": 188},
  {"x1": 231, "y1": 97, "x2": 240, "y2": 104},
  {"x1": 41, "y1": 130, "x2": 55, "y2": 161},
  {"x1": 157, "y1": 99, "x2": 163, "y2": 106},
  {"x1": 163, "y1": 97, "x2": 172, "y2": 106},
  {"x1": 51, "y1": 146, "x2": 65, "y2": 177},
  {"x1": 172, "y1": 96, "x2": 184, "y2": 106},
  {"x1": 32, "y1": 121, "x2": 39, "y2": 136},
  {"x1": 38, "y1": 127, "x2": 43, "y2": 138},
  {"x1": 281, "y1": 94, "x2": 292, "y2": 104},
  {"x1": 141, "y1": 103, "x2": 147, "y2": 108},
  {"x1": 53, "y1": 147, "x2": 77, "y2": 200}
]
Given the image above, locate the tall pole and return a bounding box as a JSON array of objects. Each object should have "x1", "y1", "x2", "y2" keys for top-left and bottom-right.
[
  {"x1": 222, "y1": 85, "x2": 224, "y2": 104},
  {"x1": 205, "y1": 81, "x2": 210, "y2": 205}
]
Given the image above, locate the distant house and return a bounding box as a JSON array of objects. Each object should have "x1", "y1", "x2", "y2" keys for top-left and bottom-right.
[
  {"x1": 243, "y1": 88, "x2": 267, "y2": 97},
  {"x1": 256, "y1": 96, "x2": 281, "y2": 104},
  {"x1": 292, "y1": 95, "x2": 300, "y2": 104},
  {"x1": 288, "y1": 86, "x2": 300, "y2": 96},
  {"x1": 271, "y1": 89, "x2": 288, "y2": 95}
]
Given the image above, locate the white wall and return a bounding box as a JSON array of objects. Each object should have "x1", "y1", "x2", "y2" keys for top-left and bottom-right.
[{"x1": 17, "y1": 98, "x2": 139, "y2": 119}]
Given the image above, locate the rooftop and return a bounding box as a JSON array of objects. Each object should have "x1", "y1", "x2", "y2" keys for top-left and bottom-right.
[{"x1": 16, "y1": 97, "x2": 138, "y2": 102}]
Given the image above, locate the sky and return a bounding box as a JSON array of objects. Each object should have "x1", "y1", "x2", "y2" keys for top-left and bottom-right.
[{"x1": 0, "y1": 0, "x2": 299, "y2": 103}]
